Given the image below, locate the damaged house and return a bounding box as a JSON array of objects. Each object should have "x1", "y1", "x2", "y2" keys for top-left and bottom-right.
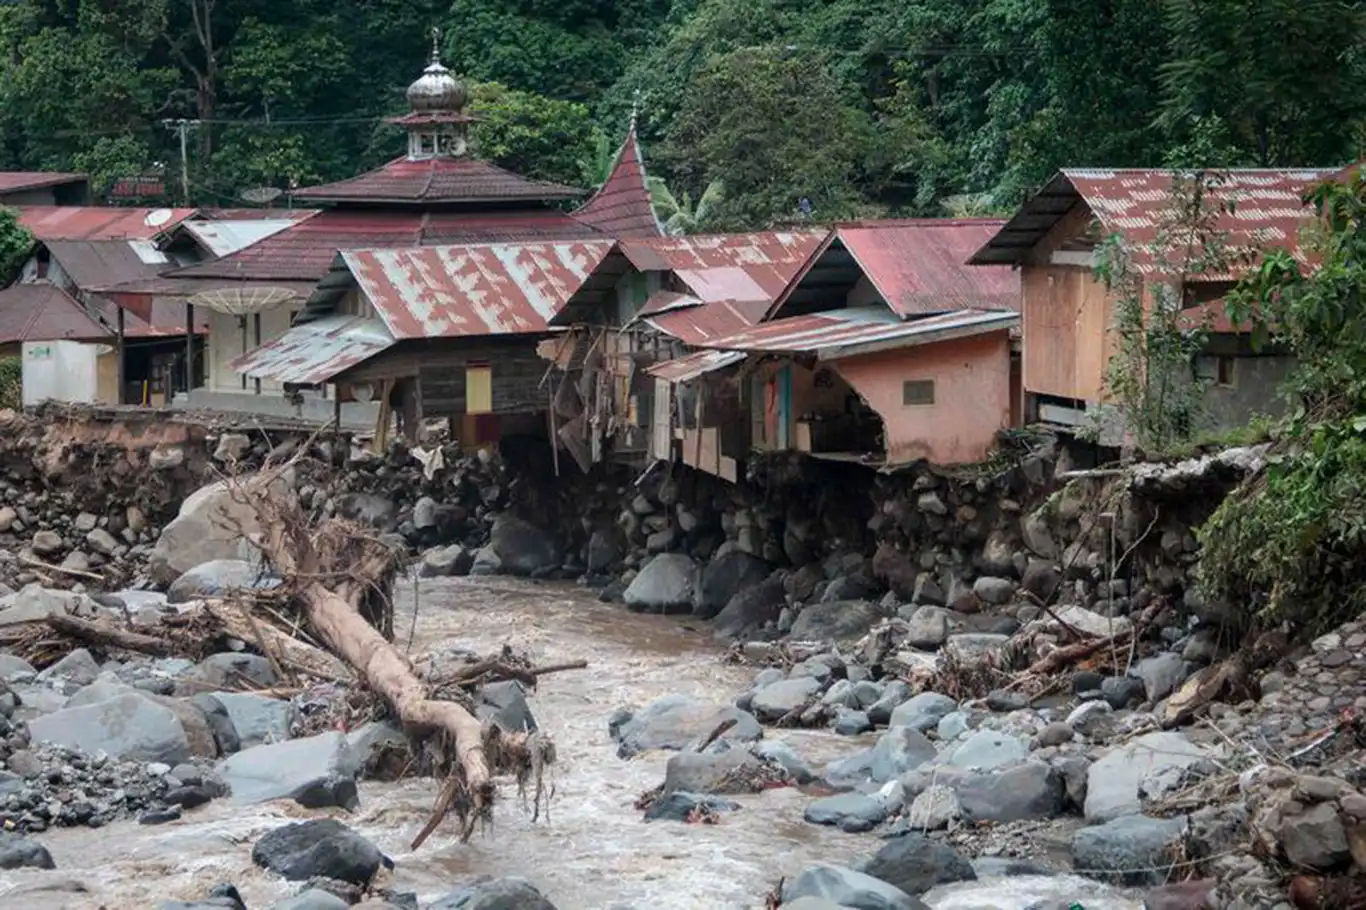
[
  {"x1": 542, "y1": 232, "x2": 827, "y2": 473},
  {"x1": 653, "y1": 220, "x2": 1021, "y2": 474},
  {"x1": 969, "y1": 168, "x2": 1336, "y2": 438}
]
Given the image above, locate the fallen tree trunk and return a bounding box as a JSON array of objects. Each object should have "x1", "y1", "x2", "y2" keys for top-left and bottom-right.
[
  {"x1": 237, "y1": 464, "x2": 551, "y2": 850},
  {"x1": 45, "y1": 613, "x2": 171, "y2": 656}
]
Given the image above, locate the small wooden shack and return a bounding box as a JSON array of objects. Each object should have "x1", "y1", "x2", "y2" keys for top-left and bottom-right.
[{"x1": 969, "y1": 168, "x2": 1336, "y2": 438}]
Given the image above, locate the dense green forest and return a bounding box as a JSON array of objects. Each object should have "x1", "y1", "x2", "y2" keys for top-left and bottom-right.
[{"x1": 1, "y1": 0, "x2": 1363, "y2": 228}]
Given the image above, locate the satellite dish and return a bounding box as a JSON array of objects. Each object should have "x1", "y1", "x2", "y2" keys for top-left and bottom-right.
[
  {"x1": 240, "y1": 186, "x2": 283, "y2": 205},
  {"x1": 144, "y1": 208, "x2": 174, "y2": 229},
  {"x1": 350, "y1": 381, "x2": 375, "y2": 403},
  {"x1": 189, "y1": 286, "x2": 298, "y2": 316}
]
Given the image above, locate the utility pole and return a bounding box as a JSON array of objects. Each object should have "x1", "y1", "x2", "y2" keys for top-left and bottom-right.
[{"x1": 161, "y1": 119, "x2": 198, "y2": 205}]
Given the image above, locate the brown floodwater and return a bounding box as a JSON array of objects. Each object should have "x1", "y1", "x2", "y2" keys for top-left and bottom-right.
[{"x1": 0, "y1": 576, "x2": 1141, "y2": 910}]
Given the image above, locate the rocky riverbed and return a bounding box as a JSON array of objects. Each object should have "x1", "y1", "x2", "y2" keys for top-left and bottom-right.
[
  {"x1": 2, "y1": 571, "x2": 1361, "y2": 909},
  {"x1": 0, "y1": 575, "x2": 1156, "y2": 910}
]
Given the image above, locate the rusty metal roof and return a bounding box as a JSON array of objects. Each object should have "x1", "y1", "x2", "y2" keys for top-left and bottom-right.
[
  {"x1": 645, "y1": 349, "x2": 746, "y2": 384},
  {"x1": 167, "y1": 208, "x2": 603, "y2": 282},
  {"x1": 231, "y1": 315, "x2": 396, "y2": 385},
  {"x1": 18, "y1": 206, "x2": 196, "y2": 241},
  {"x1": 0, "y1": 283, "x2": 109, "y2": 344},
  {"x1": 969, "y1": 168, "x2": 1339, "y2": 275},
  {"x1": 836, "y1": 219, "x2": 1017, "y2": 317},
  {"x1": 572, "y1": 124, "x2": 663, "y2": 239},
  {"x1": 290, "y1": 156, "x2": 583, "y2": 205},
  {"x1": 342, "y1": 240, "x2": 615, "y2": 338},
  {"x1": 0, "y1": 172, "x2": 87, "y2": 193},
  {"x1": 621, "y1": 232, "x2": 825, "y2": 300},
  {"x1": 696, "y1": 306, "x2": 1018, "y2": 361}
]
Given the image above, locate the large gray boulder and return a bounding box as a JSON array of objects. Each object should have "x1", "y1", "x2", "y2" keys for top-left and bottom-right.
[
  {"x1": 694, "y1": 551, "x2": 771, "y2": 619},
  {"x1": 167, "y1": 559, "x2": 280, "y2": 605},
  {"x1": 217, "y1": 731, "x2": 359, "y2": 808},
  {"x1": 857, "y1": 833, "x2": 976, "y2": 895},
  {"x1": 251, "y1": 819, "x2": 386, "y2": 885},
  {"x1": 663, "y1": 748, "x2": 765, "y2": 795},
  {"x1": 29, "y1": 693, "x2": 190, "y2": 764},
  {"x1": 930, "y1": 762, "x2": 1065, "y2": 823},
  {"x1": 781, "y1": 864, "x2": 925, "y2": 910},
  {"x1": 610, "y1": 695, "x2": 761, "y2": 757},
  {"x1": 804, "y1": 790, "x2": 897, "y2": 833},
  {"x1": 1084, "y1": 731, "x2": 1208, "y2": 822},
  {"x1": 149, "y1": 470, "x2": 293, "y2": 586},
  {"x1": 789, "y1": 600, "x2": 880, "y2": 643},
  {"x1": 868, "y1": 726, "x2": 937, "y2": 784},
  {"x1": 888, "y1": 692, "x2": 957, "y2": 733},
  {"x1": 712, "y1": 578, "x2": 787, "y2": 639},
  {"x1": 430, "y1": 876, "x2": 557, "y2": 910},
  {"x1": 0, "y1": 585, "x2": 88, "y2": 626},
  {"x1": 485, "y1": 514, "x2": 560, "y2": 577},
  {"x1": 475, "y1": 680, "x2": 537, "y2": 733},
  {"x1": 211, "y1": 692, "x2": 296, "y2": 749},
  {"x1": 623, "y1": 554, "x2": 697, "y2": 614},
  {"x1": 947, "y1": 730, "x2": 1028, "y2": 771},
  {"x1": 1072, "y1": 814, "x2": 1187, "y2": 886},
  {"x1": 750, "y1": 677, "x2": 823, "y2": 723}
]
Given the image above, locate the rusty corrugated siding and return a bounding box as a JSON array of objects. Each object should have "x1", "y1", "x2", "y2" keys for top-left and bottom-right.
[
  {"x1": 645, "y1": 349, "x2": 745, "y2": 383},
  {"x1": 696, "y1": 307, "x2": 1018, "y2": 358},
  {"x1": 231, "y1": 315, "x2": 395, "y2": 385},
  {"x1": 971, "y1": 168, "x2": 1339, "y2": 274},
  {"x1": 834, "y1": 220, "x2": 1018, "y2": 317},
  {"x1": 572, "y1": 125, "x2": 664, "y2": 239},
  {"x1": 344, "y1": 241, "x2": 615, "y2": 339},
  {"x1": 19, "y1": 206, "x2": 196, "y2": 241},
  {"x1": 290, "y1": 156, "x2": 583, "y2": 204}
]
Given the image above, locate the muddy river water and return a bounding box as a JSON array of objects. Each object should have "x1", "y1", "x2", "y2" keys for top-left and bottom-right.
[{"x1": 1, "y1": 577, "x2": 1141, "y2": 909}]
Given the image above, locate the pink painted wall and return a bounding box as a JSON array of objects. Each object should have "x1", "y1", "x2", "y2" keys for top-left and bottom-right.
[{"x1": 834, "y1": 330, "x2": 1013, "y2": 465}]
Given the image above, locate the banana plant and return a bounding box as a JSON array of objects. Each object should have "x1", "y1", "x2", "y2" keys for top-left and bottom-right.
[{"x1": 647, "y1": 176, "x2": 725, "y2": 235}]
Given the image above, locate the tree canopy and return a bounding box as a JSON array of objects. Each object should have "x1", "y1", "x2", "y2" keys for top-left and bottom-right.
[{"x1": 0, "y1": 0, "x2": 1361, "y2": 226}]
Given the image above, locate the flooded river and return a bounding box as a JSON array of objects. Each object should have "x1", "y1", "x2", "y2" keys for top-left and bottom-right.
[{"x1": 1, "y1": 577, "x2": 1141, "y2": 909}]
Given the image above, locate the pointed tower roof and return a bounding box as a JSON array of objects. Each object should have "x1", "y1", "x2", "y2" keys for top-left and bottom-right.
[
  {"x1": 574, "y1": 115, "x2": 664, "y2": 239},
  {"x1": 291, "y1": 29, "x2": 583, "y2": 207}
]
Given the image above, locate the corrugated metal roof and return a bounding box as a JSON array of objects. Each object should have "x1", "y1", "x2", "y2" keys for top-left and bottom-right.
[
  {"x1": 645, "y1": 349, "x2": 746, "y2": 383},
  {"x1": 0, "y1": 172, "x2": 86, "y2": 193},
  {"x1": 46, "y1": 240, "x2": 170, "y2": 292},
  {"x1": 0, "y1": 283, "x2": 108, "y2": 344},
  {"x1": 195, "y1": 208, "x2": 316, "y2": 221},
  {"x1": 969, "y1": 168, "x2": 1339, "y2": 275},
  {"x1": 696, "y1": 306, "x2": 1019, "y2": 361},
  {"x1": 168, "y1": 208, "x2": 604, "y2": 282},
  {"x1": 642, "y1": 300, "x2": 758, "y2": 345},
  {"x1": 572, "y1": 125, "x2": 663, "y2": 239},
  {"x1": 290, "y1": 156, "x2": 583, "y2": 204},
  {"x1": 621, "y1": 232, "x2": 826, "y2": 300},
  {"x1": 18, "y1": 206, "x2": 196, "y2": 241},
  {"x1": 181, "y1": 219, "x2": 305, "y2": 257},
  {"x1": 833, "y1": 219, "x2": 1018, "y2": 318},
  {"x1": 231, "y1": 315, "x2": 396, "y2": 384},
  {"x1": 343, "y1": 241, "x2": 615, "y2": 338}
]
